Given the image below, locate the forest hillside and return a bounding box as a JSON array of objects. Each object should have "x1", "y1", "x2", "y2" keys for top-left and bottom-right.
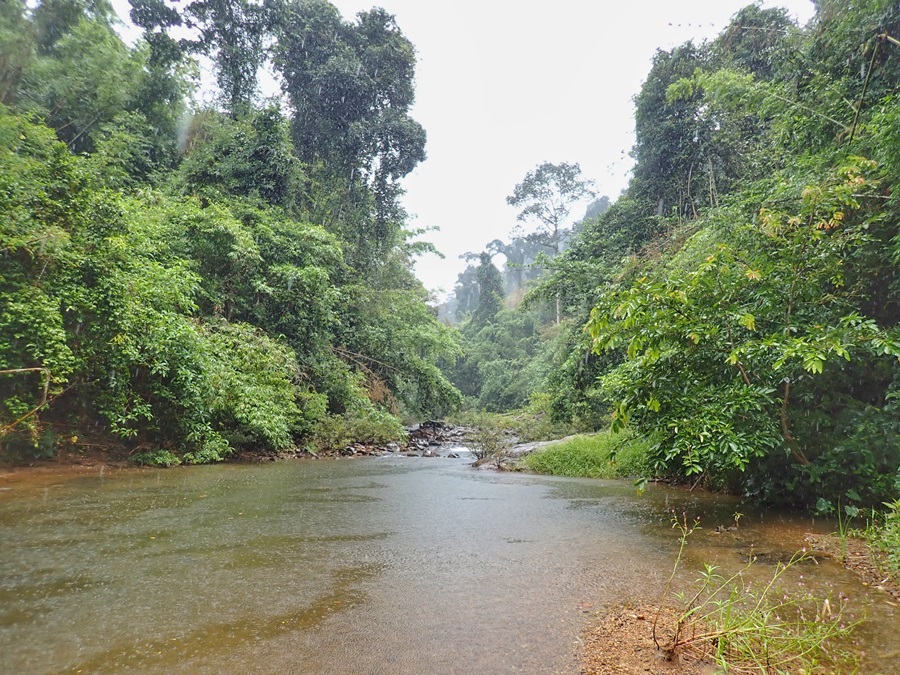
[
  {"x1": 446, "y1": 1, "x2": 900, "y2": 508},
  {"x1": 1, "y1": 0, "x2": 460, "y2": 465}
]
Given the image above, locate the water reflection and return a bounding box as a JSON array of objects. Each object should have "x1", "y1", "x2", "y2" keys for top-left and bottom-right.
[
  {"x1": 0, "y1": 459, "x2": 896, "y2": 673},
  {"x1": 66, "y1": 565, "x2": 381, "y2": 674}
]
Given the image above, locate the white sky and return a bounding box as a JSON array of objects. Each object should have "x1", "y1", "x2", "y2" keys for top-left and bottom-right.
[
  {"x1": 325, "y1": 0, "x2": 816, "y2": 297},
  {"x1": 113, "y1": 0, "x2": 816, "y2": 297}
]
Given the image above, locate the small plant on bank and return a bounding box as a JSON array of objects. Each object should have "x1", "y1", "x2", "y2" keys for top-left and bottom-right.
[
  {"x1": 653, "y1": 512, "x2": 701, "y2": 653},
  {"x1": 815, "y1": 495, "x2": 865, "y2": 566},
  {"x1": 655, "y1": 513, "x2": 858, "y2": 673},
  {"x1": 862, "y1": 498, "x2": 900, "y2": 584},
  {"x1": 311, "y1": 409, "x2": 408, "y2": 453},
  {"x1": 131, "y1": 449, "x2": 182, "y2": 467},
  {"x1": 467, "y1": 414, "x2": 511, "y2": 468}
]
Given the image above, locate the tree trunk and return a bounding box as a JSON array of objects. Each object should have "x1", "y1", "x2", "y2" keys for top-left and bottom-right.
[{"x1": 555, "y1": 225, "x2": 561, "y2": 325}]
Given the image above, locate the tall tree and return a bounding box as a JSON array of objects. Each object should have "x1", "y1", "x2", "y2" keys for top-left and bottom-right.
[
  {"x1": 0, "y1": 0, "x2": 33, "y2": 104},
  {"x1": 270, "y1": 0, "x2": 425, "y2": 253},
  {"x1": 471, "y1": 252, "x2": 503, "y2": 328},
  {"x1": 32, "y1": 0, "x2": 114, "y2": 53},
  {"x1": 711, "y1": 5, "x2": 794, "y2": 80},
  {"x1": 507, "y1": 161, "x2": 595, "y2": 323},
  {"x1": 630, "y1": 43, "x2": 707, "y2": 218},
  {"x1": 129, "y1": 0, "x2": 263, "y2": 115}
]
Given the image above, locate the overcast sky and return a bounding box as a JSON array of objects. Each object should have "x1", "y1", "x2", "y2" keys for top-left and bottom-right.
[
  {"x1": 320, "y1": 0, "x2": 817, "y2": 298},
  {"x1": 114, "y1": 0, "x2": 816, "y2": 297}
]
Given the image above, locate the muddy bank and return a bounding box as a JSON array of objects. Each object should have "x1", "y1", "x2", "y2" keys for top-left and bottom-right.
[
  {"x1": 581, "y1": 605, "x2": 714, "y2": 675},
  {"x1": 805, "y1": 532, "x2": 900, "y2": 601},
  {"x1": 1, "y1": 421, "x2": 478, "y2": 475},
  {"x1": 0, "y1": 441, "x2": 135, "y2": 481}
]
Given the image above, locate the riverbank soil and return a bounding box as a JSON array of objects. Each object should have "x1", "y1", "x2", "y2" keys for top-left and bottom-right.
[
  {"x1": 1, "y1": 421, "x2": 473, "y2": 469},
  {"x1": 582, "y1": 534, "x2": 900, "y2": 674},
  {"x1": 0, "y1": 440, "x2": 132, "y2": 474},
  {"x1": 804, "y1": 533, "x2": 900, "y2": 601},
  {"x1": 0, "y1": 445, "x2": 140, "y2": 489},
  {"x1": 581, "y1": 605, "x2": 715, "y2": 675}
]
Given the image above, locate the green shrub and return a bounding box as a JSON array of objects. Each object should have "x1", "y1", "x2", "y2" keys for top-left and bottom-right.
[
  {"x1": 511, "y1": 393, "x2": 583, "y2": 442},
  {"x1": 464, "y1": 412, "x2": 511, "y2": 464},
  {"x1": 523, "y1": 431, "x2": 652, "y2": 479},
  {"x1": 881, "y1": 500, "x2": 900, "y2": 578},
  {"x1": 132, "y1": 449, "x2": 182, "y2": 467},
  {"x1": 0, "y1": 424, "x2": 57, "y2": 462},
  {"x1": 312, "y1": 407, "x2": 407, "y2": 452}
]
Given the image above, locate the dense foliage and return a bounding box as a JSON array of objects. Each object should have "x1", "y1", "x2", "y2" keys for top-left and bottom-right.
[
  {"x1": 444, "y1": 1, "x2": 900, "y2": 508},
  {"x1": 4, "y1": 0, "x2": 899, "y2": 506},
  {"x1": 581, "y1": 1, "x2": 900, "y2": 507},
  {"x1": 0, "y1": 0, "x2": 460, "y2": 463}
]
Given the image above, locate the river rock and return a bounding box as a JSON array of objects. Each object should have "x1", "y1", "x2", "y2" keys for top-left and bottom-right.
[
  {"x1": 402, "y1": 421, "x2": 470, "y2": 453},
  {"x1": 506, "y1": 435, "x2": 581, "y2": 458}
]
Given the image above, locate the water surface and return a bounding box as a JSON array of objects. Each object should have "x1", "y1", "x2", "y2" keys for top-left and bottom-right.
[{"x1": 0, "y1": 458, "x2": 896, "y2": 673}]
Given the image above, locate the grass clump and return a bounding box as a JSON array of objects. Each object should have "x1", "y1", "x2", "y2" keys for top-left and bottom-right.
[
  {"x1": 522, "y1": 431, "x2": 651, "y2": 479},
  {"x1": 862, "y1": 498, "x2": 900, "y2": 584},
  {"x1": 658, "y1": 514, "x2": 858, "y2": 674},
  {"x1": 672, "y1": 555, "x2": 857, "y2": 673}
]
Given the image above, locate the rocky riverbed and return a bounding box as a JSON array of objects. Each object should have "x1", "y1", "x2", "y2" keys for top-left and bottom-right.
[
  {"x1": 268, "y1": 421, "x2": 574, "y2": 465},
  {"x1": 3, "y1": 420, "x2": 565, "y2": 470},
  {"x1": 262, "y1": 420, "x2": 478, "y2": 461}
]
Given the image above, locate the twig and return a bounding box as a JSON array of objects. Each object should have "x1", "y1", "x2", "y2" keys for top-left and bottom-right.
[
  {"x1": 331, "y1": 346, "x2": 402, "y2": 375},
  {"x1": 880, "y1": 32, "x2": 900, "y2": 48},
  {"x1": 0, "y1": 376, "x2": 81, "y2": 436},
  {"x1": 847, "y1": 38, "x2": 879, "y2": 146}
]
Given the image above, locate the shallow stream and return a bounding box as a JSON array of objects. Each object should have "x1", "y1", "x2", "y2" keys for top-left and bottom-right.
[{"x1": 1, "y1": 456, "x2": 897, "y2": 673}]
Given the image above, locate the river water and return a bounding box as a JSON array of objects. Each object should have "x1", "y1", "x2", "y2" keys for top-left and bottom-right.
[{"x1": 1, "y1": 456, "x2": 897, "y2": 673}]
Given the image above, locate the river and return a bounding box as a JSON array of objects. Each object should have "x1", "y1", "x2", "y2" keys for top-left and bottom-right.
[{"x1": 1, "y1": 456, "x2": 897, "y2": 673}]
